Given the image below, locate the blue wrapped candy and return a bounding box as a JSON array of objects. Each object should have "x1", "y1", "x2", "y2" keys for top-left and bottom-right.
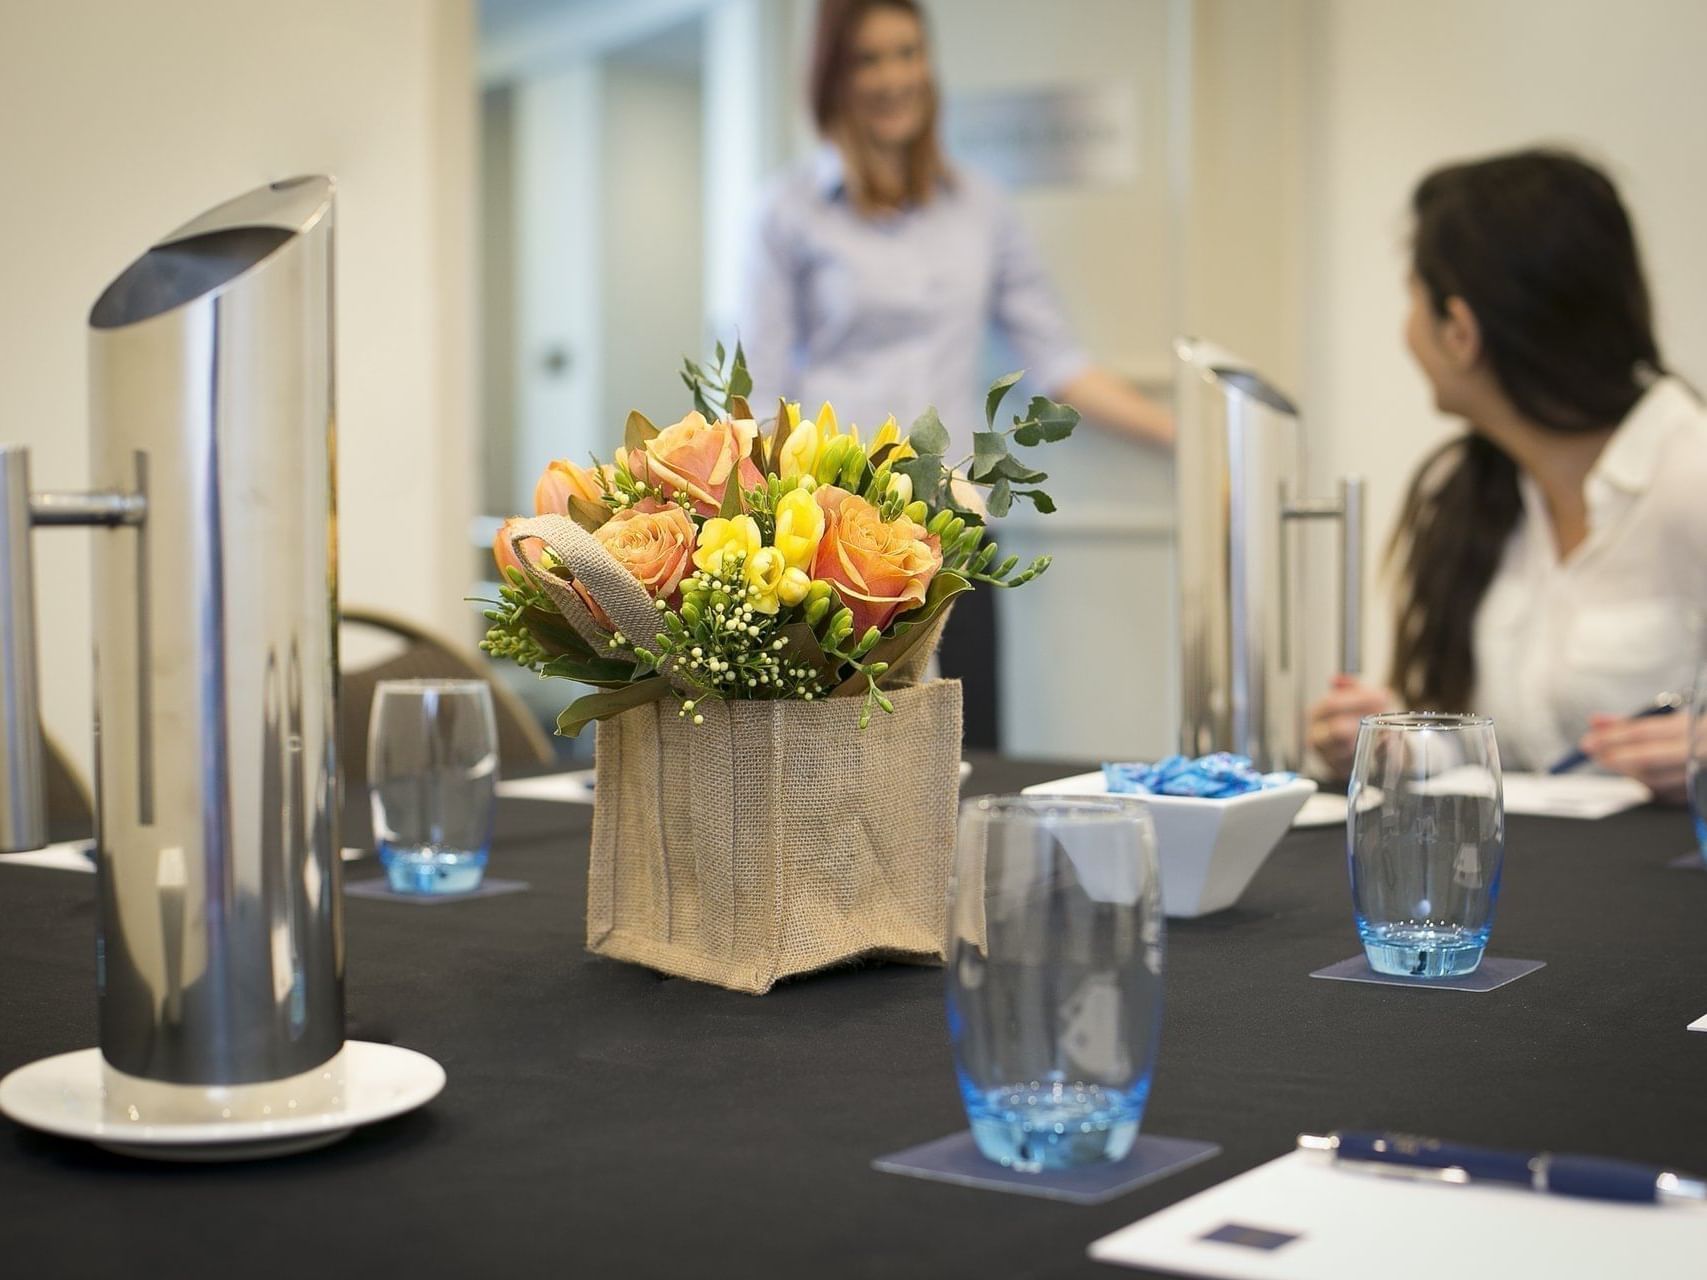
[{"x1": 1102, "y1": 753, "x2": 1293, "y2": 799}]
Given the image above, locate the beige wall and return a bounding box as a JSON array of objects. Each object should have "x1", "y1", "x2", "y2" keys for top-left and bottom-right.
[
  {"x1": 601, "y1": 62, "x2": 706, "y2": 434},
  {"x1": 1299, "y1": 0, "x2": 1707, "y2": 686},
  {"x1": 0, "y1": 0, "x2": 476, "y2": 780}
]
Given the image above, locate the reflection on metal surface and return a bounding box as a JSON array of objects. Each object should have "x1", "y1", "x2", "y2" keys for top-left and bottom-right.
[
  {"x1": 81, "y1": 176, "x2": 343, "y2": 1086},
  {"x1": 1173, "y1": 338, "x2": 1363, "y2": 772}
]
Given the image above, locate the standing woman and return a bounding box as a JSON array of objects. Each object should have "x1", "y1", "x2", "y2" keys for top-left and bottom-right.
[
  {"x1": 739, "y1": 0, "x2": 1172, "y2": 746},
  {"x1": 1308, "y1": 150, "x2": 1707, "y2": 800}
]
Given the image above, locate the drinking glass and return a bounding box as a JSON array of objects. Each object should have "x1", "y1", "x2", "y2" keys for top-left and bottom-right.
[
  {"x1": 1689, "y1": 650, "x2": 1707, "y2": 865},
  {"x1": 946, "y1": 795, "x2": 1165, "y2": 1172},
  {"x1": 1348, "y1": 712, "x2": 1504, "y2": 978},
  {"x1": 368, "y1": 679, "x2": 498, "y2": 894}
]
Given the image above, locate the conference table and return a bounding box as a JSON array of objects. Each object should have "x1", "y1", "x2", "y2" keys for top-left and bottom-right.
[{"x1": 3, "y1": 754, "x2": 1705, "y2": 1277}]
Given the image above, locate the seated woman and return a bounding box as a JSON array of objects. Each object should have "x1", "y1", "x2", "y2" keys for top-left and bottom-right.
[{"x1": 1309, "y1": 149, "x2": 1707, "y2": 802}]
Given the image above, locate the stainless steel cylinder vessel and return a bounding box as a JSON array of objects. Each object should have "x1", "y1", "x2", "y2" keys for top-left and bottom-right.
[
  {"x1": 86, "y1": 176, "x2": 343, "y2": 1085},
  {"x1": 1173, "y1": 337, "x2": 1363, "y2": 773}
]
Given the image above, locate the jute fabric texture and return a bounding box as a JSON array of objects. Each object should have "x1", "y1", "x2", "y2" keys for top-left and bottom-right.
[
  {"x1": 508, "y1": 514, "x2": 662, "y2": 661},
  {"x1": 589, "y1": 679, "x2": 964, "y2": 993},
  {"x1": 508, "y1": 511, "x2": 966, "y2": 993}
]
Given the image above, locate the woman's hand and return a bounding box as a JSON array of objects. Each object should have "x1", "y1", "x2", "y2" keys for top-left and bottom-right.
[
  {"x1": 1306, "y1": 673, "x2": 1398, "y2": 780},
  {"x1": 1579, "y1": 712, "x2": 1691, "y2": 804}
]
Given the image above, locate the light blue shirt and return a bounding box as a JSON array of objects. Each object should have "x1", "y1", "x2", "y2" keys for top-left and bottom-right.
[{"x1": 737, "y1": 148, "x2": 1090, "y2": 456}]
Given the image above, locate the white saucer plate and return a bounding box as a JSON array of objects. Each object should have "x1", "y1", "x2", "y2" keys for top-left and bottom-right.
[{"x1": 0, "y1": 1040, "x2": 445, "y2": 1162}]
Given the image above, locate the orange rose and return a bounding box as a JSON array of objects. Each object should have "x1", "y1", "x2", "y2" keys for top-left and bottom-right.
[
  {"x1": 492, "y1": 516, "x2": 545, "y2": 583},
  {"x1": 811, "y1": 486, "x2": 942, "y2": 635},
  {"x1": 534, "y1": 459, "x2": 607, "y2": 515},
  {"x1": 629, "y1": 412, "x2": 762, "y2": 516},
  {"x1": 588, "y1": 499, "x2": 696, "y2": 618}
]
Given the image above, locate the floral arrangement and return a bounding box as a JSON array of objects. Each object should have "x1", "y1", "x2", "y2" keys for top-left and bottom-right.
[{"x1": 483, "y1": 345, "x2": 1077, "y2": 734}]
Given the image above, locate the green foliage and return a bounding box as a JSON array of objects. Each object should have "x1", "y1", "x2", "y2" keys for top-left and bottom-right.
[
  {"x1": 498, "y1": 353, "x2": 1074, "y2": 738},
  {"x1": 680, "y1": 341, "x2": 752, "y2": 420}
]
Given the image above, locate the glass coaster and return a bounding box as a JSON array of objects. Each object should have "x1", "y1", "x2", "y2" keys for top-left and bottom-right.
[
  {"x1": 344, "y1": 877, "x2": 529, "y2": 905},
  {"x1": 872, "y1": 1131, "x2": 1221, "y2": 1205},
  {"x1": 1311, "y1": 955, "x2": 1544, "y2": 992}
]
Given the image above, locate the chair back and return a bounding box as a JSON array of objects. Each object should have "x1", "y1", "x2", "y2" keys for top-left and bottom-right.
[{"x1": 339, "y1": 607, "x2": 555, "y2": 795}]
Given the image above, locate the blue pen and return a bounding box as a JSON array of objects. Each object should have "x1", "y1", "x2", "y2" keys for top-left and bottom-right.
[
  {"x1": 1546, "y1": 691, "x2": 1684, "y2": 775},
  {"x1": 1298, "y1": 1131, "x2": 1706, "y2": 1204}
]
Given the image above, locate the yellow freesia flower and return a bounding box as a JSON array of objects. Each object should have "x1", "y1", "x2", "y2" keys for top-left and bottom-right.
[
  {"x1": 774, "y1": 487, "x2": 826, "y2": 572},
  {"x1": 784, "y1": 401, "x2": 802, "y2": 430},
  {"x1": 815, "y1": 401, "x2": 839, "y2": 445},
  {"x1": 778, "y1": 566, "x2": 811, "y2": 607},
  {"x1": 744, "y1": 545, "x2": 787, "y2": 615},
  {"x1": 778, "y1": 418, "x2": 820, "y2": 481},
  {"x1": 693, "y1": 514, "x2": 761, "y2": 575},
  {"x1": 868, "y1": 414, "x2": 916, "y2": 462}
]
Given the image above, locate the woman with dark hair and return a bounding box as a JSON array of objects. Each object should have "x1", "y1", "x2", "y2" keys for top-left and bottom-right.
[
  {"x1": 1309, "y1": 149, "x2": 1707, "y2": 801},
  {"x1": 737, "y1": 0, "x2": 1171, "y2": 747}
]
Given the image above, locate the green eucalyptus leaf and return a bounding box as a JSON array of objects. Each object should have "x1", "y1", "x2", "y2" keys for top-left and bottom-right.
[
  {"x1": 555, "y1": 676, "x2": 674, "y2": 738},
  {"x1": 728, "y1": 352, "x2": 753, "y2": 400},
  {"x1": 985, "y1": 370, "x2": 1025, "y2": 427},
  {"x1": 833, "y1": 570, "x2": 973, "y2": 696},
  {"x1": 717, "y1": 471, "x2": 745, "y2": 519},
  {"x1": 566, "y1": 495, "x2": 613, "y2": 532},
  {"x1": 624, "y1": 409, "x2": 659, "y2": 454},
  {"x1": 987, "y1": 477, "x2": 1013, "y2": 518},
  {"x1": 538, "y1": 654, "x2": 644, "y2": 687},
  {"x1": 971, "y1": 430, "x2": 1009, "y2": 479},
  {"x1": 1015, "y1": 488, "x2": 1057, "y2": 514},
  {"x1": 520, "y1": 602, "x2": 601, "y2": 661},
  {"x1": 908, "y1": 407, "x2": 950, "y2": 456},
  {"x1": 895, "y1": 453, "x2": 946, "y2": 504},
  {"x1": 1011, "y1": 395, "x2": 1079, "y2": 446},
  {"x1": 991, "y1": 455, "x2": 1047, "y2": 484}
]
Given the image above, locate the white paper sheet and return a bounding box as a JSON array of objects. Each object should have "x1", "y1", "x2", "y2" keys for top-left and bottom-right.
[
  {"x1": 1289, "y1": 793, "x2": 1349, "y2": 828},
  {"x1": 496, "y1": 769, "x2": 598, "y2": 805},
  {"x1": 1284, "y1": 771, "x2": 1650, "y2": 828},
  {"x1": 0, "y1": 845, "x2": 369, "y2": 873},
  {"x1": 1688, "y1": 1013, "x2": 1707, "y2": 1033},
  {"x1": 1089, "y1": 1149, "x2": 1707, "y2": 1279},
  {"x1": 1499, "y1": 771, "x2": 1652, "y2": 818},
  {"x1": 0, "y1": 842, "x2": 94, "y2": 873}
]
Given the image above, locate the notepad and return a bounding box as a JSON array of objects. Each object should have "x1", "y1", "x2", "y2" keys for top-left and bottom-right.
[
  {"x1": 0, "y1": 842, "x2": 94, "y2": 873},
  {"x1": 1287, "y1": 771, "x2": 1650, "y2": 828},
  {"x1": 0, "y1": 845, "x2": 368, "y2": 874},
  {"x1": 496, "y1": 769, "x2": 598, "y2": 804},
  {"x1": 1089, "y1": 1149, "x2": 1707, "y2": 1278}
]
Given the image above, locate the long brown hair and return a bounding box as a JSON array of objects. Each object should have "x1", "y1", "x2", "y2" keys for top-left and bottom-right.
[
  {"x1": 809, "y1": 0, "x2": 950, "y2": 213},
  {"x1": 1390, "y1": 149, "x2": 1661, "y2": 710}
]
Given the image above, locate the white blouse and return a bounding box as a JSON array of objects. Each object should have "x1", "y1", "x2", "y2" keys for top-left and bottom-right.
[{"x1": 1472, "y1": 376, "x2": 1707, "y2": 770}]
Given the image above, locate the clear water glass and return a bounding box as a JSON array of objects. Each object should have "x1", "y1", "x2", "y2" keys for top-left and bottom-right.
[
  {"x1": 1348, "y1": 712, "x2": 1504, "y2": 978},
  {"x1": 1689, "y1": 652, "x2": 1707, "y2": 864},
  {"x1": 368, "y1": 679, "x2": 498, "y2": 894},
  {"x1": 946, "y1": 795, "x2": 1165, "y2": 1172}
]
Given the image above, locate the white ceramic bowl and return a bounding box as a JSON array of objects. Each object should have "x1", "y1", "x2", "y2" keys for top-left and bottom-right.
[{"x1": 1020, "y1": 772, "x2": 1318, "y2": 918}]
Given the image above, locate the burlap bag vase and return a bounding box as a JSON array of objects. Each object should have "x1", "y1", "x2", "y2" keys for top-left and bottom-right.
[{"x1": 589, "y1": 678, "x2": 964, "y2": 994}]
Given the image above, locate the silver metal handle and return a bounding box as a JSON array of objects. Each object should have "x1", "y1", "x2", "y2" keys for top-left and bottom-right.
[
  {"x1": 0, "y1": 446, "x2": 45, "y2": 852},
  {"x1": 0, "y1": 443, "x2": 148, "y2": 853},
  {"x1": 1339, "y1": 476, "x2": 1364, "y2": 675},
  {"x1": 1281, "y1": 474, "x2": 1365, "y2": 675}
]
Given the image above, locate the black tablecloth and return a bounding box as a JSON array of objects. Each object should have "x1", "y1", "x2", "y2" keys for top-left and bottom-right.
[{"x1": 3, "y1": 756, "x2": 1706, "y2": 1278}]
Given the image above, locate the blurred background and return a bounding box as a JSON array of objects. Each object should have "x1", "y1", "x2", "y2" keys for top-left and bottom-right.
[{"x1": 4, "y1": 0, "x2": 1706, "y2": 777}]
